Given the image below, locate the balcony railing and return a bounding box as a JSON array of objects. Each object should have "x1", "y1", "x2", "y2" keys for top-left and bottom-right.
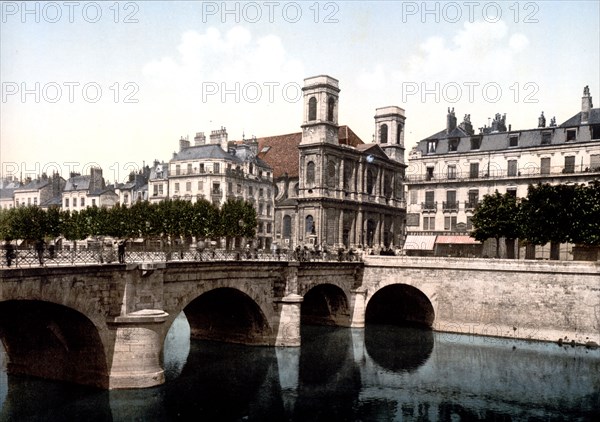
[
  {"x1": 406, "y1": 165, "x2": 600, "y2": 183},
  {"x1": 421, "y1": 201, "x2": 437, "y2": 212},
  {"x1": 464, "y1": 201, "x2": 480, "y2": 211},
  {"x1": 442, "y1": 201, "x2": 459, "y2": 212}
]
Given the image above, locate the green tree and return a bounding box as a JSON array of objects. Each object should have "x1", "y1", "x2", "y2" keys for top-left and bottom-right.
[
  {"x1": 570, "y1": 181, "x2": 600, "y2": 246},
  {"x1": 519, "y1": 183, "x2": 577, "y2": 259},
  {"x1": 471, "y1": 191, "x2": 520, "y2": 258},
  {"x1": 191, "y1": 199, "x2": 220, "y2": 240},
  {"x1": 61, "y1": 210, "x2": 88, "y2": 245},
  {"x1": 219, "y1": 199, "x2": 257, "y2": 249}
]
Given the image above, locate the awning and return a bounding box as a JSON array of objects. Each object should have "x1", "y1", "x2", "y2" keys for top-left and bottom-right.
[
  {"x1": 436, "y1": 235, "x2": 480, "y2": 245},
  {"x1": 403, "y1": 235, "x2": 437, "y2": 250}
]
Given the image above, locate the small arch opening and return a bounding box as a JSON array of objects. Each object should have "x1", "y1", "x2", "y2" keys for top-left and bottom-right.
[
  {"x1": 301, "y1": 284, "x2": 349, "y2": 327},
  {"x1": 365, "y1": 284, "x2": 434, "y2": 328}
]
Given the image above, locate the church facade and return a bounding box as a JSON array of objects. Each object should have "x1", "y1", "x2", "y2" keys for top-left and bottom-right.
[{"x1": 257, "y1": 75, "x2": 407, "y2": 252}]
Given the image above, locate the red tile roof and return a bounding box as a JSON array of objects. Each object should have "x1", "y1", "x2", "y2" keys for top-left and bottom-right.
[{"x1": 249, "y1": 125, "x2": 366, "y2": 179}]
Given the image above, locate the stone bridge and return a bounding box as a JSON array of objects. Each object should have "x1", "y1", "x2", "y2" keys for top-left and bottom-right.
[{"x1": 0, "y1": 257, "x2": 598, "y2": 389}]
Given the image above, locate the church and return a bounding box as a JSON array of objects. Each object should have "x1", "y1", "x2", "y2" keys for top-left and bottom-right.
[{"x1": 256, "y1": 75, "x2": 407, "y2": 253}]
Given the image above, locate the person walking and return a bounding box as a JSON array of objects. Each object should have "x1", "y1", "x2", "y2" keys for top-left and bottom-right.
[
  {"x1": 35, "y1": 239, "x2": 45, "y2": 265},
  {"x1": 118, "y1": 240, "x2": 126, "y2": 264},
  {"x1": 4, "y1": 241, "x2": 15, "y2": 267}
]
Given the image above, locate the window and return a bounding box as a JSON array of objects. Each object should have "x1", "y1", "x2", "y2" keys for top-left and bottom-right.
[
  {"x1": 186, "y1": 182, "x2": 191, "y2": 192},
  {"x1": 444, "y1": 216, "x2": 457, "y2": 231},
  {"x1": 423, "y1": 216, "x2": 435, "y2": 230},
  {"x1": 380, "y1": 124, "x2": 388, "y2": 143},
  {"x1": 249, "y1": 164, "x2": 253, "y2": 174},
  {"x1": 592, "y1": 125, "x2": 600, "y2": 140},
  {"x1": 283, "y1": 215, "x2": 292, "y2": 237},
  {"x1": 327, "y1": 161, "x2": 336, "y2": 188},
  {"x1": 259, "y1": 203, "x2": 264, "y2": 215},
  {"x1": 153, "y1": 185, "x2": 158, "y2": 196},
  {"x1": 267, "y1": 223, "x2": 272, "y2": 234},
  {"x1": 506, "y1": 188, "x2": 517, "y2": 197},
  {"x1": 249, "y1": 186, "x2": 253, "y2": 196},
  {"x1": 445, "y1": 190, "x2": 457, "y2": 211},
  {"x1": 33, "y1": 197, "x2": 37, "y2": 206},
  {"x1": 175, "y1": 164, "x2": 181, "y2": 176},
  {"x1": 237, "y1": 184, "x2": 242, "y2": 194},
  {"x1": 566, "y1": 129, "x2": 577, "y2": 141},
  {"x1": 174, "y1": 183, "x2": 180, "y2": 193},
  {"x1": 65, "y1": 198, "x2": 69, "y2": 207},
  {"x1": 470, "y1": 162, "x2": 479, "y2": 179},
  {"x1": 212, "y1": 182, "x2": 221, "y2": 195},
  {"x1": 410, "y1": 189, "x2": 417, "y2": 205},
  {"x1": 366, "y1": 169, "x2": 374, "y2": 194},
  {"x1": 80, "y1": 197, "x2": 85, "y2": 207},
  {"x1": 470, "y1": 137, "x2": 481, "y2": 150},
  {"x1": 228, "y1": 182, "x2": 233, "y2": 193},
  {"x1": 541, "y1": 133, "x2": 551, "y2": 145},
  {"x1": 187, "y1": 163, "x2": 192, "y2": 174},
  {"x1": 308, "y1": 97, "x2": 317, "y2": 121},
  {"x1": 214, "y1": 163, "x2": 220, "y2": 174},
  {"x1": 267, "y1": 189, "x2": 272, "y2": 198},
  {"x1": 427, "y1": 140, "x2": 437, "y2": 153},
  {"x1": 397, "y1": 124, "x2": 403, "y2": 144},
  {"x1": 305, "y1": 215, "x2": 314, "y2": 234},
  {"x1": 92, "y1": 199, "x2": 96, "y2": 206},
  {"x1": 448, "y1": 138, "x2": 459, "y2": 152},
  {"x1": 425, "y1": 191, "x2": 435, "y2": 209},
  {"x1": 509, "y1": 135, "x2": 518, "y2": 147},
  {"x1": 383, "y1": 174, "x2": 392, "y2": 198},
  {"x1": 199, "y1": 163, "x2": 205, "y2": 173},
  {"x1": 507, "y1": 160, "x2": 518, "y2": 177},
  {"x1": 198, "y1": 181, "x2": 204, "y2": 191},
  {"x1": 590, "y1": 154, "x2": 600, "y2": 171},
  {"x1": 327, "y1": 97, "x2": 335, "y2": 122},
  {"x1": 564, "y1": 156, "x2": 575, "y2": 174},
  {"x1": 466, "y1": 216, "x2": 473, "y2": 230},
  {"x1": 258, "y1": 222, "x2": 264, "y2": 233},
  {"x1": 306, "y1": 161, "x2": 315, "y2": 185},
  {"x1": 540, "y1": 157, "x2": 551, "y2": 175},
  {"x1": 447, "y1": 165, "x2": 456, "y2": 179},
  {"x1": 426, "y1": 167, "x2": 434, "y2": 181},
  {"x1": 467, "y1": 190, "x2": 479, "y2": 209},
  {"x1": 259, "y1": 188, "x2": 264, "y2": 197},
  {"x1": 267, "y1": 205, "x2": 272, "y2": 216}
]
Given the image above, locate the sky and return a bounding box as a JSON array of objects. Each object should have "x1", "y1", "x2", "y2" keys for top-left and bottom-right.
[{"x1": 1, "y1": 1, "x2": 599, "y2": 184}]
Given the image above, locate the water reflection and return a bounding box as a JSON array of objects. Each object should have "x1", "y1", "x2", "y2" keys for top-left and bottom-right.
[
  {"x1": 0, "y1": 321, "x2": 599, "y2": 421},
  {"x1": 364, "y1": 324, "x2": 434, "y2": 372}
]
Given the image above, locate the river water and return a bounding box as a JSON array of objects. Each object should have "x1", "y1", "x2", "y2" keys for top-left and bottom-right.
[{"x1": 1, "y1": 313, "x2": 599, "y2": 421}]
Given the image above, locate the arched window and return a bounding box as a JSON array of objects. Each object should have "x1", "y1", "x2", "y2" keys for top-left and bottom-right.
[
  {"x1": 327, "y1": 97, "x2": 335, "y2": 122},
  {"x1": 327, "y1": 161, "x2": 336, "y2": 188},
  {"x1": 306, "y1": 161, "x2": 315, "y2": 185},
  {"x1": 305, "y1": 215, "x2": 315, "y2": 234},
  {"x1": 380, "y1": 124, "x2": 388, "y2": 143},
  {"x1": 383, "y1": 173, "x2": 392, "y2": 198},
  {"x1": 397, "y1": 123, "x2": 403, "y2": 144},
  {"x1": 283, "y1": 215, "x2": 292, "y2": 238},
  {"x1": 308, "y1": 97, "x2": 317, "y2": 121},
  {"x1": 366, "y1": 169, "x2": 375, "y2": 195},
  {"x1": 366, "y1": 219, "x2": 376, "y2": 247}
]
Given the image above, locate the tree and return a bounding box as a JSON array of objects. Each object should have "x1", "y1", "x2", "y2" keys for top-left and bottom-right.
[
  {"x1": 570, "y1": 181, "x2": 600, "y2": 246},
  {"x1": 471, "y1": 191, "x2": 520, "y2": 258},
  {"x1": 519, "y1": 183, "x2": 577, "y2": 259},
  {"x1": 219, "y1": 199, "x2": 257, "y2": 249},
  {"x1": 191, "y1": 199, "x2": 220, "y2": 240}
]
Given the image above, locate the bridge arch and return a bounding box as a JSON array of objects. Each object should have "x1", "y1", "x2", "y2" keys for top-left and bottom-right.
[
  {"x1": 365, "y1": 284, "x2": 435, "y2": 328},
  {"x1": 0, "y1": 300, "x2": 109, "y2": 388},
  {"x1": 301, "y1": 283, "x2": 350, "y2": 327},
  {"x1": 182, "y1": 287, "x2": 272, "y2": 345}
]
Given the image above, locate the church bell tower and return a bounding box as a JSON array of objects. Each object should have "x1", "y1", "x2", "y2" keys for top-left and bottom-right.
[
  {"x1": 300, "y1": 75, "x2": 340, "y2": 145},
  {"x1": 374, "y1": 106, "x2": 406, "y2": 164}
]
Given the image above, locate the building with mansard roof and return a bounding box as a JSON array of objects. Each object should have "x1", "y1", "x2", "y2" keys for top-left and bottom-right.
[
  {"x1": 256, "y1": 75, "x2": 407, "y2": 253},
  {"x1": 62, "y1": 168, "x2": 118, "y2": 210},
  {"x1": 405, "y1": 86, "x2": 600, "y2": 259},
  {"x1": 13, "y1": 173, "x2": 65, "y2": 209},
  {"x1": 168, "y1": 128, "x2": 275, "y2": 249}
]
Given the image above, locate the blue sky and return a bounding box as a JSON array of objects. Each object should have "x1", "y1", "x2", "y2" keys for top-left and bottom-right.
[{"x1": 1, "y1": 1, "x2": 599, "y2": 183}]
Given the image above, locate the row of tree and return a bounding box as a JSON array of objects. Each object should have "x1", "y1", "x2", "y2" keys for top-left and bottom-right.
[
  {"x1": 471, "y1": 182, "x2": 600, "y2": 257},
  {"x1": 0, "y1": 198, "x2": 258, "y2": 247}
]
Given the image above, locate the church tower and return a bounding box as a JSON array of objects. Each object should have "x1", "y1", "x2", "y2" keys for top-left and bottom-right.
[
  {"x1": 374, "y1": 106, "x2": 406, "y2": 164},
  {"x1": 300, "y1": 75, "x2": 340, "y2": 145}
]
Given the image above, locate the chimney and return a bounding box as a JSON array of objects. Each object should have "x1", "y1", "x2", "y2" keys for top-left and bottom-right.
[
  {"x1": 458, "y1": 113, "x2": 474, "y2": 135},
  {"x1": 52, "y1": 172, "x2": 63, "y2": 197},
  {"x1": 179, "y1": 136, "x2": 190, "y2": 151},
  {"x1": 89, "y1": 167, "x2": 104, "y2": 193},
  {"x1": 194, "y1": 132, "x2": 206, "y2": 146},
  {"x1": 209, "y1": 126, "x2": 228, "y2": 151},
  {"x1": 446, "y1": 107, "x2": 457, "y2": 134},
  {"x1": 582, "y1": 85, "x2": 593, "y2": 124}
]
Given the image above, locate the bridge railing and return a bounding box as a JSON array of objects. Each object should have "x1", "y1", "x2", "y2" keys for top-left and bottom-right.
[{"x1": 1, "y1": 247, "x2": 362, "y2": 268}]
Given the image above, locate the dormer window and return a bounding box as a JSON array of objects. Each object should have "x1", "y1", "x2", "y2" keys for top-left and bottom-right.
[
  {"x1": 427, "y1": 140, "x2": 437, "y2": 153},
  {"x1": 448, "y1": 138, "x2": 459, "y2": 152},
  {"x1": 566, "y1": 129, "x2": 577, "y2": 141},
  {"x1": 592, "y1": 125, "x2": 600, "y2": 140},
  {"x1": 541, "y1": 132, "x2": 551, "y2": 145},
  {"x1": 470, "y1": 137, "x2": 481, "y2": 150},
  {"x1": 509, "y1": 135, "x2": 518, "y2": 147}
]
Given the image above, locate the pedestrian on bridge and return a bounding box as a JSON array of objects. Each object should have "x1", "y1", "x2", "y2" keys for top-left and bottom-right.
[
  {"x1": 4, "y1": 241, "x2": 15, "y2": 267},
  {"x1": 118, "y1": 240, "x2": 126, "y2": 264},
  {"x1": 35, "y1": 239, "x2": 45, "y2": 265}
]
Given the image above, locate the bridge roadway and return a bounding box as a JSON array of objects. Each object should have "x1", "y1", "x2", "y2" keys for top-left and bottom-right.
[{"x1": 0, "y1": 256, "x2": 598, "y2": 389}]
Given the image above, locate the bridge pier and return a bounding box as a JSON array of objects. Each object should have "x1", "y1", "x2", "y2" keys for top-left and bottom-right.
[
  {"x1": 349, "y1": 288, "x2": 367, "y2": 328},
  {"x1": 106, "y1": 309, "x2": 169, "y2": 389},
  {"x1": 274, "y1": 294, "x2": 303, "y2": 346}
]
